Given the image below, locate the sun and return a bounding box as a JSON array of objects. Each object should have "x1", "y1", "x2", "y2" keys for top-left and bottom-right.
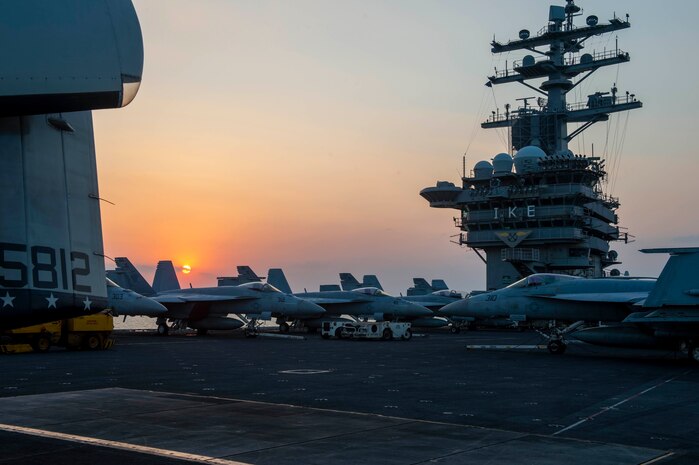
[{"x1": 182, "y1": 265, "x2": 191, "y2": 274}]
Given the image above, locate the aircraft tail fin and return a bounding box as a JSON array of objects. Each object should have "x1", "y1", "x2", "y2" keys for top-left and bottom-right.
[
  {"x1": 340, "y1": 273, "x2": 361, "y2": 290},
  {"x1": 152, "y1": 260, "x2": 181, "y2": 293},
  {"x1": 237, "y1": 265, "x2": 263, "y2": 282},
  {"x1": 362, "y1": 275, "x2": 383, "y2": 290},
  {"x1": 268, "y1": 268, "x2": 292, "y2": 294},
  {"x1": 431, "y1": 279, "x2": 449, "y2": 291},
  {"x1": 406, "y1": 278, "x2": 432, "y2": 296},
  {"x1": 111, "y1": 257, "x2": 156, "y2": 296},
  {"x1": 641, "y1": 248, "x2": 699, "y2": 307}
]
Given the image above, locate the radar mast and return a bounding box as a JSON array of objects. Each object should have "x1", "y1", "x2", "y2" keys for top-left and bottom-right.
[{"x1": 421, "y1": 1, "x2": 641, "y2": 290}]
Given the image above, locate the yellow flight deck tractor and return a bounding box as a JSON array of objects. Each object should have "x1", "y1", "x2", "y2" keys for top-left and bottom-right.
[
  {"x1": 0, "y1": 313, "x2": 114, "y2": 354},
  {"x1": 321, "y1": 321, "x2": 412, "y2": 341}
]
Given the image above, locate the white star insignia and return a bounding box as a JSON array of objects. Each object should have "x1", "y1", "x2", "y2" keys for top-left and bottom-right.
[
  {"x1": 46, "y1": 293, "x2": 58, "y2": 308},
  {"x1": 1, "y1": 292, "x2": 15, "y2": 308},
  {"x1": 83, "y1": 297, "x2": 92, "y2": 311}
]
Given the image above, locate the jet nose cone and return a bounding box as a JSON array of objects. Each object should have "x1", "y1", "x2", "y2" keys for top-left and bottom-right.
[
  {"x1": 298, "y1": 300, "x2": 325, "y2": 317},
  {"x1": 406, "y1": 302, "x2": 433, "y2": 318},
  {"x1": 439, "y1": 299, "x2": 468, "y2": 317},
  {"x1": 140, "y1": 297, "x2": 168, "y2": 317}
]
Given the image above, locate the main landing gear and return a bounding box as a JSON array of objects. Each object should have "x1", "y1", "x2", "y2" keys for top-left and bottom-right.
[{"x1": 539, "y1": 320, "x2": 585, "y2": 355}]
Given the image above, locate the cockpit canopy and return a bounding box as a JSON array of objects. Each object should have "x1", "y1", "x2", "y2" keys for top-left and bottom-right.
[
  {"x1": 506, "y1": 274, "x2": 581, "y2": 289},
  {"x1": 432, "y1": 289, "x2": 464, "y2": 298},
  {"x1": 239, "y1": 282, "x2": 282, "y2": 293},
  {"x1": 352, "y1": 287, "x2": 389, "y2": 297}
]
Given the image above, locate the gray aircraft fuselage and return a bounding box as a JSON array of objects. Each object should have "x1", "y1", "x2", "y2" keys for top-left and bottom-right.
[
  {"x1": 294, "y1": 287, "x2": 433, "y2": 321},
  {"x1": 157, "y1": 283, "x2": 325, "y2": 321},
  {"x1": 404, "y1": 290, "x2": 464, "y2": 311},
  {"x1": 440, "y1": 274, "x2": 656, "y2": 324}
]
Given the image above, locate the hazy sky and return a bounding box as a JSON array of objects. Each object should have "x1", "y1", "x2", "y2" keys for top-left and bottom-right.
[{"x1": 93, "y1": 0, "x2": 699, "y2": 294}]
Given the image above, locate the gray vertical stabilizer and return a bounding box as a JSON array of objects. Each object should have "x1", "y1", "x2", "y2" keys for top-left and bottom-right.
[
  {"x1": 153, "y1": 260, "x2": 181, "y2": 292},
  {"x1": 111, "y1": 257, "x2": 155, "y2": 296},
  {"x1": 641, "y1": 248, "x2": 699, "y2": 308},
  {"x1": 363, "y1": 275, "x2": 383, "y2": 290},
  {"x1": 407, "y1": 278, "x2": 433, "y2": 296},
  {"x1": 268, "y1": 269, "x2": 292, "y2": 294},
  {"x1": 431, "y1": 280, "x2": 449, "y2": 291},
  {"x1": 340, "y1": 273, "x2": 361, "y2": 291}
]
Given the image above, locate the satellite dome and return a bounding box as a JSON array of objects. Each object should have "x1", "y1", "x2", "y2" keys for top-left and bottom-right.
[
  {"x1": 513, "y1": 146, "x2": 546, "y2": 174},
  {"x1": 492, "y1": 153, "x2": 513, "y2": 174},
  {"x1": 554, "y1": 149, "x2": 574, "y2": 159},
  {"x1": 473, "y1": 160, "x2": 493, "y2": 179}
]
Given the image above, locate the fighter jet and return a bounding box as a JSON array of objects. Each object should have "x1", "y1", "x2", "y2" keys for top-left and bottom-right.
[
  {"x1": 339, "y1": 273, "x2": 384, "y2": 291},
  {"x1": 106, "y1": 279, "x2": 167, "y2": 317},
  {"x1": 572, "y1": 248, "x2": 699, "y2": 362},
  {"x1": 107, "y1": 259, "x2": 325, "y2": 336},
  {"x1": 0, "y1": 1, "x2": 143, "y2": 330},
  {"x1": 440, "y1": 273, "x2": 657, "y2": 354},
  {"x1": 268, "y1": 268, "x2": 434, "y2": 332},
  {"x1": 406, "y1": 278, "x2": 450, "y2": 296}
]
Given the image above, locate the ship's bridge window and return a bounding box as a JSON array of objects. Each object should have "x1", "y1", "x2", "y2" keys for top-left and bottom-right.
[
  {"x1": 353, "y1": 287, "x2": 387, "y2": 297},
  {"x1": 240, "y1": 282, "x2": 281, "y2": 293}
]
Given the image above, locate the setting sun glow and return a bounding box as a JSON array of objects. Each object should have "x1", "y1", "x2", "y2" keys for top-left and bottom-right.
[{"x1": 182, "y1": 265, "x2": 192, "y2": 274}]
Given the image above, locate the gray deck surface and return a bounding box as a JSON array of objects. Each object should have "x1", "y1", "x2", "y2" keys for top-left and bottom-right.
[{"x1": 1, "y1": 329, "x2": 697, "y2": 464}]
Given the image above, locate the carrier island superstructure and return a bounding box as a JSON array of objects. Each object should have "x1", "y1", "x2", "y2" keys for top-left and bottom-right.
[{"x1": 421, "y1": 1, "x2": 641, "y2": 290}]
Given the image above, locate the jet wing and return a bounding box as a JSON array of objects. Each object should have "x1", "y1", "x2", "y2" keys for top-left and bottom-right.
[
  {"x1": 623, "y1": 309, "x2": 699, "y2": 324},
  {"x1": 413, "y1": 300, "x2": 451, "y2": 310},
  {"x1": 302, "y1": 297, "x2": 365, "y2": 305},
  {"x1": 534, "y1": 292, "x2": 648, "y2": 304},
  {"x1": 154, "y1": 294, "x2": 257, "y2": 304}
]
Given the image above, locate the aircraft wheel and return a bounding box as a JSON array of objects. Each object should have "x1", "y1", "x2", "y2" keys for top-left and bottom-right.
[
  {"x1": 335, "y1": 328, "x2": 344, "y2": 339},
  {"x1": 688, "y1": 345, "x2": 699, "y2": 363},
  {"x1": 401, "y1": 329, "x2": 412, "y2": 341},
  {"x1": 157, "y1": 323, "x2": 169, "y2": 336},
  {"x1": 84, "y1": 333, "x2": 102, "y2": 351},
  {"x1": 547, "y1": 340, "x2": 566, "y2": 355},
  {"x1": 244, "y1": 328, "x2": 257, "y2": 338},
  {"x1": 279, "y1": 322, "x2": 290, "y2": 333},
  {"x1": 196, "y1": 328, "x2": 208, "y2": 336},
  {"x1": 449, "y1": 326, "x2": 461, "y2": 334},
  {"x1": 382, "y1": 329, "x2": 393, "y2": 341},
  {"x1": 33, "y1": 334, "x2": 51, "y2": 353}
]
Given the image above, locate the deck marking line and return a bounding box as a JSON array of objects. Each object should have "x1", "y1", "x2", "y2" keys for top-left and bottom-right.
[
  {"x1": 638, "y1": 451, "x2": 676, "y2": 465},
  {"x1": 0, "y1": 423, "x2": 251, "y2": 465},
  {"x1": 553, "y1": 370, "x2": 693, "y2": 436}
]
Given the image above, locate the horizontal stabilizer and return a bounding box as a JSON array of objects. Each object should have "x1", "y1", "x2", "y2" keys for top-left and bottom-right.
[{"x1": 319, "y1": 284, "x2": 341, "y2": 292}]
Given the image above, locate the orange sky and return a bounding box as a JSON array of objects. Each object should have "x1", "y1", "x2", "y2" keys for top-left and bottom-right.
[{"x1": 93, "y1": 1, "x2": 699, "y2": 293}]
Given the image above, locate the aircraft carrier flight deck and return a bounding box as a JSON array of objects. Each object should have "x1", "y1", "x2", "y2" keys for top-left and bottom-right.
[{"x1": 1, "y1": 329, "x2": 697, "y2": 465}]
